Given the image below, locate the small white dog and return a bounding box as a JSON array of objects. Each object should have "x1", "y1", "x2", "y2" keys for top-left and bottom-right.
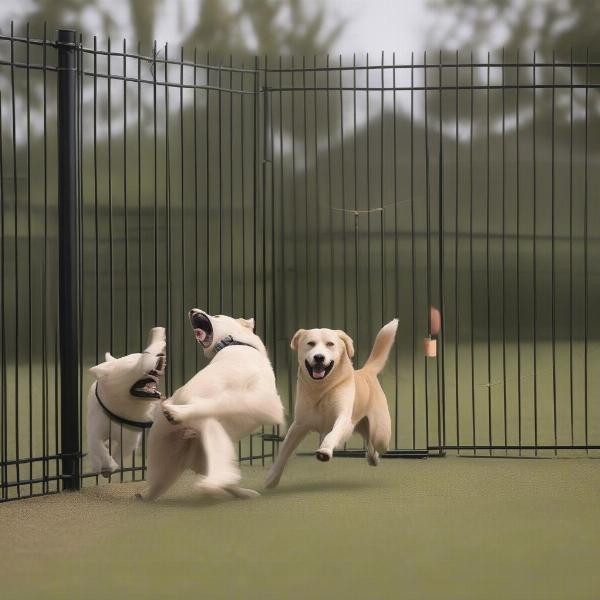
[
  {"x1": 142, "y1": 310, "x2": 284, "y2": 500},
  {"x1": 87, "y1": 327, "x2": 166, "y2": 477},
  {"x1": 265, "y1": 320, "x2": 398, "y2": 489}
]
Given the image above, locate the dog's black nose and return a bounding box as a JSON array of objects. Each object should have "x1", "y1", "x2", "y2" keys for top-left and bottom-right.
[{"x1": 314, "y1": 354, "x2": 325, "y2": 363}]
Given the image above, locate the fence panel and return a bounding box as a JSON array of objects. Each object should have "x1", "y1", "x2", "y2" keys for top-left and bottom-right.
[
  {"x1": 265, "y1": 51, "x2": 600, "y2": 457},
  {"x1": 0, "y1": 26, "x2": 62, "y2": 500}
]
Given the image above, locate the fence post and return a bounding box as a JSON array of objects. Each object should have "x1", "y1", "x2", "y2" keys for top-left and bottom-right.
[{"x1": 57, "y1": 29, "x2": 80, "y2": 491}]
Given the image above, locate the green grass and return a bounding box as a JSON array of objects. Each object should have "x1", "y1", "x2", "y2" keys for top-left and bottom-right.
[{"x1": 2, "y1": 456, "x2": 600, "y2": 599}]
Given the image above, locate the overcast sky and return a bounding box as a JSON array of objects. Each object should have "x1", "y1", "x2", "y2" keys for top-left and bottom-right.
[
  {"x1": 311, "y1": 0, "x2": 430, "y2": 57},
  {"x1": 1, "y1": 0, "x2": 432, "y2": 57}
]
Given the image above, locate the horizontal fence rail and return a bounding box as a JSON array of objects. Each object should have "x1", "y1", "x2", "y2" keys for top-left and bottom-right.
[{"x1": 0, "y1": 23, "x2": 599, "y2": 501}]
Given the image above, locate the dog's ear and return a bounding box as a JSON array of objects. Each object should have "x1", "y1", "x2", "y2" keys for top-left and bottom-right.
[
  {"x1": 335, "y1": 330, "x2": 355, "y2": 358},
  {"x1": 104, "y1": 352, "x2": 116, "y2": 362},
  {"x1": 290, "y1": 329, "x2": 306, "y2": 351},
  {"x1": 238, "y1": 317, "x2": 255, "y2": 330},
  {"x1": 89, "y1": 361, "x2": 112, "y2": 380}
]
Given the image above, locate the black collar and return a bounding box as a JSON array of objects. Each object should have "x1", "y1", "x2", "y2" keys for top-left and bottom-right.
[
  {"x1": 212, "y1": 335, "x2": 259, "y2": 355},
  {"x1": 95, "y1": 383, "x2": 154, "y2": 430}
]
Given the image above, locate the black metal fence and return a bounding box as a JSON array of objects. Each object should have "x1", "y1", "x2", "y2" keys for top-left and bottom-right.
[
  {"x1": 262, "y1": 51, "x2": 600, "y2": 459},
  {"x1": 1, "y1": 24, "x2": 599, "y2": 501}
]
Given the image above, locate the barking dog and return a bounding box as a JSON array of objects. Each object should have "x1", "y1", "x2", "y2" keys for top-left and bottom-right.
[
  {"x1": 265, "y1": 320, "x2": 398, "y2": 489},
  {"x1": 87, "y1": 327, "x2": 166, "y2": 477},
  {"x1": 142, "y1": 310, "x2": 284, "y2": 500}
]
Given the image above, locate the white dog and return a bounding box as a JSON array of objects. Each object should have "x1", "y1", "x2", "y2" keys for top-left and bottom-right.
[
  {"x1": 87, "y1": 327, "x2": 166, "y2": 477},
  {"x1": 265, "y1": 320, "x2": 398, "y2": 489},
  {"x1": 142, "y1": 310, "x2": 284, "y2": 500}
]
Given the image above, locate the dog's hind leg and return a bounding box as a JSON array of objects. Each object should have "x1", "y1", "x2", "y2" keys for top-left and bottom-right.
[
  {"x1": 89, "y1": 436, "x2": 118, "y2": 476},
  {"x1": 366, "y1": 392, "x2": 392, "y2": 461},
  {"x1": 141, "y1": 413, "x2": 190, "y2": 501},
  {"x1": 110, "y1": 428, "x2": 141, "y2": 468},
  {"x1": 355, "y1": 417, "x2": 379, "y2": 466},
  {"x1": 194, "y1": 418, "x2": 250, "y2": 496}
]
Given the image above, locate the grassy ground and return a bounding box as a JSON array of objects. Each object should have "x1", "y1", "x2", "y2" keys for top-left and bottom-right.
[{"x1": 2, "y1": 455, "x2": 600, "y2": 600}]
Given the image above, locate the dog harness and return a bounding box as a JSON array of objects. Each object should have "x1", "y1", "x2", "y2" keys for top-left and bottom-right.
[
  {"x1": 212, "y1": 335, "x2": 259, "y2": 355},
  {"x1": 94, "y1": 382, "x2": 154, "y2": 430}
]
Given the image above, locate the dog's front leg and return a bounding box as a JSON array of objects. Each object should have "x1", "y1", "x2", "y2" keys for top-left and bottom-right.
[
  {"x1": 87, "y1": 399, "x2": 118, "y2": 476},
  {"x1": 89, "y1": 435, "x2": 119, "y2": 477},
  {"x1": 317, "y1": 413, "x2": 354, "y2": 462},
  {"x1": 265, "y1": 422, "x2": 310, "y2": 488}
]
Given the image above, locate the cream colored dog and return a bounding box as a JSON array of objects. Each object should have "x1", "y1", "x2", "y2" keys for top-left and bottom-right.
[
  {"x1": 265, "y1": 320, "x2": 398, "y2": 489},
  {"x1": 142, "y1": 309, "x2": 285, "y2": 500},
  {"x1": 87, "y1": 327, "x2": 166, "y2": 477}
]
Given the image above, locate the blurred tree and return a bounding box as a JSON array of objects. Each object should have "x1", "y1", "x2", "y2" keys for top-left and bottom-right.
[
  {"x1": 14, "y1": 0, "x2": 344, "y2": 57},
  {"x1": 427, "y1": 0, "x2": 600, "y2": 125},
  {"x1": 429, "y1": 0, "x2": 600, "y2": 59}
]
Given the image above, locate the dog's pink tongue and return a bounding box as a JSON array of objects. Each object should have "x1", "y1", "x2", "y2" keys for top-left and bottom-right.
[
  {"x1": 195, "y1": 328, "x2": 207, "y2": 341},
  {"x1": 312, "y1": 370, "x2": 325, "y2": 379}
]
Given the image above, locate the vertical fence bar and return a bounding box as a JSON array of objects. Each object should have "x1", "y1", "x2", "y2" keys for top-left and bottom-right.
[
  {"x1": 0, "y1": 92, "x2": 6, "y2": 500},
  {"x1": 410, "y1": 52, "x2": 416, "y2": 450},
  {"x1": 501, "y1": 48, "x2": 507, "y2": 452},
  {"x1": 454, "y1": 51, "x2": 460, "y2": 452},
  {"x1": 469, "y1": 53, "x2": 476, "y2": 455},
  {"x1": 57, "y1": 29, "x2": 81, "y2": 490},
  {"x1": 26, "y1": 24, "x2": 33, "y2": 496},
  {"x1": 106, "y1": 36, "x2": 114, "y2": 481},
  {"x1": 551, "y1": 51, "x2": 557, "y2": 454},
  {"x1": 516, "y1": 50, "x2": 522, "y2": 454},
  {"x1": 532, "y1": 51, "x2": 538, "y2": 456},
  {"x1": 42, "y1": 23, "x2": 49, "y2": 492},
  {"x1": 583, "y1": 48, "x2": 589, "y2": 451},
  {"x1": 262, "y1": 59, "x2": 269, "y2": 463},
  {"x1": 393, "y1": 52, "x2": 399, "y2": 449},
  {"x1": 438, "y1": 52, "x2": 446, "y2": 454},
  {"x1": 568, "y1": 48, "x2": 574, "y2": 447},
  {"x1": 10, "y1": 22, "x2": 20, "y2": 496},
  {"x1": 486, "y1": 53, "x2": 492, "y2": 455},
  {"x1": 423, "y1": 51, "x2": 431, "y2": 451}
]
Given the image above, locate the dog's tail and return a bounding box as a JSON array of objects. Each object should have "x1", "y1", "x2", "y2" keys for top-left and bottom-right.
[{"x1": 361, "y1": 319, "x2": 398, "y2": 375}]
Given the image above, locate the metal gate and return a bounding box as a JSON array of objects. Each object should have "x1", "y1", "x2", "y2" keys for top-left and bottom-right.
[{"x1": 263, "y1": 52, "x2": 600, "y2": 458}]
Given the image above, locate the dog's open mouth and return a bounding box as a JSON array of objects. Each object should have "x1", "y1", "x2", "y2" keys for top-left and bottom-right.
[
  {"x1": 305, "y1": 360, "x2": 334, "y2": 380},
  {"x1": 130, "y1": 376, "x2": 162, "y2": 399},
  {"x1": 190, "y1": 311, "x2": 213, "y2": 348}
]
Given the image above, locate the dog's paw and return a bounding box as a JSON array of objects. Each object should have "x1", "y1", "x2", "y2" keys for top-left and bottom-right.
[
  {"x1": 162, "y1": 402, "x2": 182, "y2": 425},
  {"x1": 98, "y1": 457, "x2": 119, "y2": 478},
  {"x1": 367, "y1": 451, "x2": 380, "y2": 466},
  {"x1": 227, "y1": 486, "x2": 261, "y2": 500},
  {"x1": 316, "y1": 448, "x2": 332, "y2": 462},
  {"x1": 194, "y1": 480, "x2": 229, "y2": 498}
]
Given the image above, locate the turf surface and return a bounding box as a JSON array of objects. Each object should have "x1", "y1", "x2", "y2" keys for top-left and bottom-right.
[{"x1": 1, "y1": 455, "x2": 600, "y2": 600}]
